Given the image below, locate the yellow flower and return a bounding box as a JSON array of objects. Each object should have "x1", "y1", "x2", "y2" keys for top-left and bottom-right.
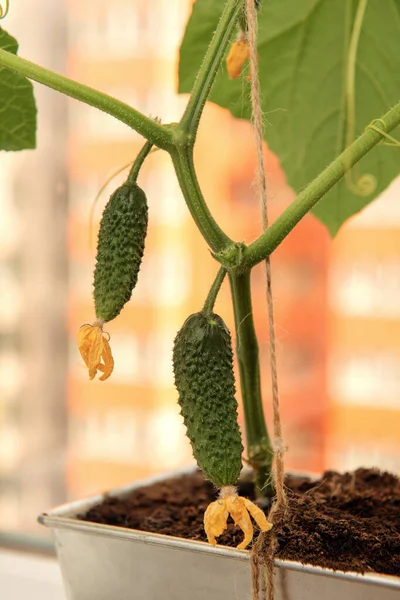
[
  {"x1": 226, "y1": 40, "x2": 250, "y2": 79},
  {"x1": 77, "y1": 322, "x2": 114, "y2": 381},
  {"x1": 204, "y1": 486, "x2": 272, "y2": 550}
]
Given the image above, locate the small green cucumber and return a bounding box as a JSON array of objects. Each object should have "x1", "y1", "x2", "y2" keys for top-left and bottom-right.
[
  {"x1": 173, "y1": 311, "x2": 243, "y2": 487},
  {"x1": 94, "y1": 182, "x2": 148, "y2": 322}
]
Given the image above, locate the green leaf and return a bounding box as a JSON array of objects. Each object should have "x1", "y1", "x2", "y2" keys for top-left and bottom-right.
[
  {"x1": 0, "y1": 27, "x2": 36, "y2": 151},
  {"x1": 179, "y1": 0, "x2": 400, "y2": 235}
]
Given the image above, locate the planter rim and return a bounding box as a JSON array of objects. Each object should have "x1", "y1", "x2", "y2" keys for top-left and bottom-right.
[{"x1": 39, "y1": 465, "x2": 400, "y2": 590}]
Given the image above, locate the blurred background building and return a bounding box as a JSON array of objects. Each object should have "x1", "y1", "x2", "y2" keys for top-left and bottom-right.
[{"x1": 0, "y1": 0, "x2": 399, "y2": 540}]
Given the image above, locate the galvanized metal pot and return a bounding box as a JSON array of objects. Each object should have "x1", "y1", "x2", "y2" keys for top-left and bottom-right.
[{"x1": 39, "y1": 468, "x2": 400, "y2": 600}]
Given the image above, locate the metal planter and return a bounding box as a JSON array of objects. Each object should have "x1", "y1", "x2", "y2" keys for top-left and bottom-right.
[{"x1": 39, "y1": 468, "x2": 400, "y2": 600}]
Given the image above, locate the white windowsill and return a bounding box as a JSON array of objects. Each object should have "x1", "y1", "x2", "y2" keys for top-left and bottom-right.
[{"x1": 0, "y1": 549, "x2": 65, "y2": 599}]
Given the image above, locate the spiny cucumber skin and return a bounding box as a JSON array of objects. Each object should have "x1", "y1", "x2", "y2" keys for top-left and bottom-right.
[
  {"x1": 94, "y1": 183, "x2": 148, "y2": 322},
  {"x1": 173, "y1": 312, "x2": 243, "y2": 488}
]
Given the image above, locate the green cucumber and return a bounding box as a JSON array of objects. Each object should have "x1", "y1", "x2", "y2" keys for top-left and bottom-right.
[
  {"x1": 94, "y1": 182, "x2": 148, "y2": 322},
  {"x1": 173, "y1": 311, "x2": 243, "y2": 487}
]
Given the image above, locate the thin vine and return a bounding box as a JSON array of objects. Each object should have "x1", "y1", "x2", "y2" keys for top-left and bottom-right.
[
  {"x1": 0, "y1": 0, "x2": 9, "y2": 19},
  {"x1": 344, "y1": 0, "x2": 376, "y2": 196}
]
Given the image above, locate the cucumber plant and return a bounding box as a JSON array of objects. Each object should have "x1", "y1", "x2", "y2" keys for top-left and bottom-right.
[{"x1": 0, "y1": 0, "x2": 399, "y2": 549}]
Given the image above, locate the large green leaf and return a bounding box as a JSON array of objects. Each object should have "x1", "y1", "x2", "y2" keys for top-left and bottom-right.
[
  {"x1": 179, "y1": 0, "x2": 400, "y2": 235},
  {"x1": 0, "y1": 27, "x2": 36, "y2": 150}
]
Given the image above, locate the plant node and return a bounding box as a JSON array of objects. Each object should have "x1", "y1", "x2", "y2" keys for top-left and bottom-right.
[
  {"x1": 213, "y1": 241, "x2": 246, "y2": 269},
  {"x1": 170, "y1": 123, "x2": 194, "y2": 149}
]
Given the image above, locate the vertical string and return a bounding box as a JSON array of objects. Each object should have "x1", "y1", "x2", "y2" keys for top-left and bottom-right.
[
  {"x1": 244, "y1": 1, "x2": 288, "y2": 597},
  {"x1": 244, "y1": 0, "x2": 287, "y2": 512}
]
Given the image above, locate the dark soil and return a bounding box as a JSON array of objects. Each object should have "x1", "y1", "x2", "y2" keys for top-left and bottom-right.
[{"x1": 81, "y1": 468, "x2": 400, "y2": 576}]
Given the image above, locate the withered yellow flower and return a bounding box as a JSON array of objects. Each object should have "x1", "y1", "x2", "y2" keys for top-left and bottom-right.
[
  {"x1": 226, "y1": 40, "x2": 250, "y2": 79},
  {"x1": 77, "y1": 322, "x2": 114, "y2": 381},
  {"x1": 204, "y1": 486, "x2": 272, "y2": 550}
]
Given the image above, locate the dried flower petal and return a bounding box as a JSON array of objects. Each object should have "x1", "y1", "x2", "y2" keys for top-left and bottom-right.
[
  {"x1": 226, "y1": 40, "x2": 250, "y2": 79},
  {"x1": 204, "y1": 490, "x2": 272, "y2": 550},
  {"x1": 78, "y1": 325, "x2": 94, "y2": 368},
  {"x1": 99, "y1": 336, "x2": 114, "y2": 381},
  {"x1": 243, "y1": 497, "x2": 273, "y2": 532},
  {"x1": 87, "y1": 326, "x2": 104, "y2": 380},
  {"x1": 204, "y1": 498, "x2": 229, "y2": 546},
  {"x1": 77, "y1": 323, "x2": 114, "y2": 381}
]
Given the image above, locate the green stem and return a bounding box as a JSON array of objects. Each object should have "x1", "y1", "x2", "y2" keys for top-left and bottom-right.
[
  {"x1": 169, "y1": 0, "x2": 242, "y2": 254},
  {"x1": 203, "y1": 267, "x2": 226, "y2": 315},
  {"x1": 229, "y1": 270, "x2": 273, "y2": 496},
  {"x1": 243, "y1": 101, "x2": 400, "y2": 269},
  {"x1": 127, "y1": 140, "x2": 153, "y2": 184},
  {"x1": 0, "y1": 49, "x2": 172, "y2": 149},
  {"x1": 179, "y1": 0, "x2": 242, "y2": 135},
  {"x1": 170, "y1": 147, "x2": 234, "y2": 252}
]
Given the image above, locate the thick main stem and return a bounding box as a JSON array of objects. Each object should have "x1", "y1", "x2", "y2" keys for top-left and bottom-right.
[
  {"x1": 0, "y1": 49, "x2": 172, "y2": 149},
  {"x1": 229, "y1": 270, "x2": 273, "y2": 496}
]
